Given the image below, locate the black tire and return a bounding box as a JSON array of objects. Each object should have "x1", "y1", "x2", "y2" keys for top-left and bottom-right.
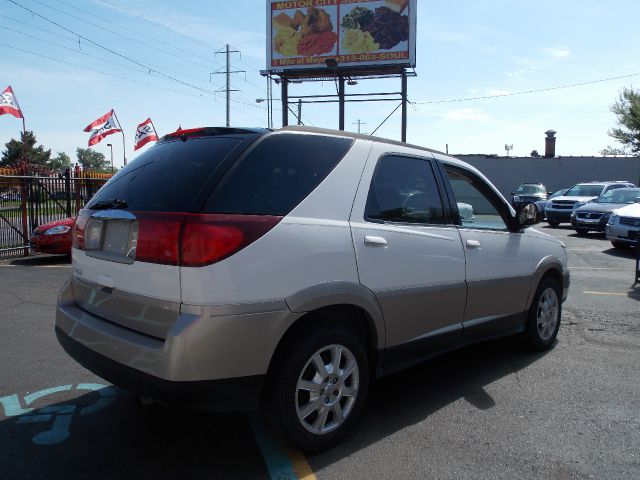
[
  {"x1": 611, "y1": 240, "x2": 630, "y2": 249},
  {"x1": 263, "y1": 323, "x2": 370, "y2": 452},
  {"x1": 548, "y1": 220, "x2": 560, "y2": 228},
  {"x1": 525, "y1": 277, "x2": 561, "y2": 350},
  {"x1": 575, "y1": 228, "x2": 589, "y2": 236}
]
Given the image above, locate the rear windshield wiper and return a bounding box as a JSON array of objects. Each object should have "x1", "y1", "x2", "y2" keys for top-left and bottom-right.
[{"x1": 89, "y1": 198, "x2": 128, "y2": 210}]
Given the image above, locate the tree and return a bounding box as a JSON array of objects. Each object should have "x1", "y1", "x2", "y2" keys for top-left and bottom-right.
[
  {"x1": 49, "y1": 152, "x2": 72, "y2": 171},
  {"x1": 606, "y1": 87, "x2": 640, "y2": 155},
  {"x1": 0, "y1": 131, "x2": 51, "y2": 168},
  {"x1": 76, "y1": 148, "x2": 110, "y2": 172}
]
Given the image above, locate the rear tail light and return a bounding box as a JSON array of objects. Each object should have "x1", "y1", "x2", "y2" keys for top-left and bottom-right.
[
  {"x1": 134, "y1": 212, "x2": 185, "y2": 265},
  {"x1": 72, "y1": 212, "x2": 89, "y2": 250},
  {"x1": 181, "y1": 214, "x2": 282, "y2": 267},
  {"x1": 73, "y1": 210, "x2": 281, "y2": 266}
]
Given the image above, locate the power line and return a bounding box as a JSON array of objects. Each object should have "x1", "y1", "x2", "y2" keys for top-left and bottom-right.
[
  {"x1": 0, "y1": 21, "x2": 223, "y2": 86},
  {"x1": 28, "y1": 0, "x2": 221, "y2": 72},
  {"x1": 0, "y1": 12, "x2": 77, "y2": 41},
  {"x1": 54, "y1": 0, "x2": 224, "y2": 68},
  {"x1": 414, "y1": 73, "x2": 640, "y2": 105},
  {"x1": 95, "y1": 0, "x2": 266, "y2": 93},
  {"x1": 6, "y1": 0, "x2": 222, "y2": 98},
  {"x1": 0, "y1": 41, "x2": 218, "y2": 101},
  {"x1": 0, "y1": 41, "x2": 268, "y2": 126}
]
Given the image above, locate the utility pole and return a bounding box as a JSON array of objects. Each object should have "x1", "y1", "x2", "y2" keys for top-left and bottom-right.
[
  {"x1": 353, "y1": 119, "x2": 367, "y2": 134},
  {"x1": 211, "y1": 44, "x2": 245, "y2": 127},
  {"x1": 297, "y1": 99, "x2": 302, "y2": 125}
]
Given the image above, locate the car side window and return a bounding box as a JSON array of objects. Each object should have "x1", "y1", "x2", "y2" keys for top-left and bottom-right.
[
  {"x1": 444, "y1": 165, "x2": 508, "y2": 231},
  {"x1": 365, "y1": 155, "x2": 446, "y2": 225}
]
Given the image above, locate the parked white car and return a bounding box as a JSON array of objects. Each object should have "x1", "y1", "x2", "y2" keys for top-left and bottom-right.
[
  {"x1": 56, "y1": 126, "x2": 570, "y2": 451},
  {"x1": 606, "y1": 202, "x2": 640, "y2": 248}
]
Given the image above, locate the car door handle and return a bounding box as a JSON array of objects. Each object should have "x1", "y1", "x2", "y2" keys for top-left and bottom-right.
[
  {"x1": 466, "y1": 239, "x2": 481, "y2": 248},
  {"x1": 364, "y1": 236, "x2": 388, "y2": 247}
]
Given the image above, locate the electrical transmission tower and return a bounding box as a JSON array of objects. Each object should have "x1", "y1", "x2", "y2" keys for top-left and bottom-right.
[{"x1": 210, "y1": 44, "x2": 245, "y2": 127}]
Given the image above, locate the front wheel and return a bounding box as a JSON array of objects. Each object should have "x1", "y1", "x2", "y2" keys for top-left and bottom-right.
[
  {"x1": 525, "y1": 277, "x2": 561, "y2": 350},
  {"x1": 263, "y1": 323, "x2": 370, "y2": 452},
  {"x1": 575, "y1": 228, "x2": 589, "y2": 236}
]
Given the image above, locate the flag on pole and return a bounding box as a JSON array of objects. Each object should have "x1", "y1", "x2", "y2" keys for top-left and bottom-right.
[
  {"x1": 0, "y1": 86, "x2": 23, "y2": 119},
  {"x1": 134, "y1": 117, "x2": 159, "y2": 151},
  {"x1": 83, "y1": 109, "x2": 121, "y2": 147}
]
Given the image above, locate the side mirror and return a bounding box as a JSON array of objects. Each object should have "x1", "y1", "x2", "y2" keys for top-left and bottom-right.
[
  {"x1": 515, "y1": 202, "x2": 540, "y2": 228},
  {"x1": 510, "y1": 192, "x2": 515, "y2": 196},
  {"x1": 457, "y1": 202, "x2": 474, "y2": 221}
]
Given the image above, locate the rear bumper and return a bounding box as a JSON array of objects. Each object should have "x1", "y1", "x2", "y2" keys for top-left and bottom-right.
[
  {"x1": 55, "y1": 326, "x2": 264, "y2": 410},
  {"x1": 56, "y1": 279, "x2": 297, "y2": 410}
]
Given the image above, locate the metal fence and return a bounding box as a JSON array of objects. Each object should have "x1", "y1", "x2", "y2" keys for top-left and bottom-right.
[{"x1": 0, "y1": 168, "x2": 111, "y2": 258}]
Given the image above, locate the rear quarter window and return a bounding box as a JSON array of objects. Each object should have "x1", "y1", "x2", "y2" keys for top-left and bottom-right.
[{"x1": 204, "y1": 133, "x2": 353, "y2": 215}]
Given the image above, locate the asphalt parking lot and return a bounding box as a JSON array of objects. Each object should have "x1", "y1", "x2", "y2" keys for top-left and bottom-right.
[{"x1": 1, "y1": 225, "x2": 639, "y2": 480}]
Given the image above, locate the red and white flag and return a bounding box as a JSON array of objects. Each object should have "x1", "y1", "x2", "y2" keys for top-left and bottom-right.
[
  {"x1": 0, "y1": 86, "x2": 23, "y2": 119},
  {"x1": 83, "y1": 109, "x2": 121, "y2": 147},
  {"x1": 134, "y1": 117, "x2": 158, "y2": 151}
]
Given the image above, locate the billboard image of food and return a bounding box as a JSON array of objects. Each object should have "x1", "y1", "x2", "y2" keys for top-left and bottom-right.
[{"x1": 267, "y1": 0, "x2": 416, "y2": 72}]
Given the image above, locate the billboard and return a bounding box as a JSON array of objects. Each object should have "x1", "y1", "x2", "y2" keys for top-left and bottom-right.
[{"x1": 267, "y1": 0, "x2": 417, "y2": 72}]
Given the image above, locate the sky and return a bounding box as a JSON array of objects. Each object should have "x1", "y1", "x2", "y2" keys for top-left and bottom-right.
[{"x1": 1, "y1": 0, "x2": 640, "y2": 169}]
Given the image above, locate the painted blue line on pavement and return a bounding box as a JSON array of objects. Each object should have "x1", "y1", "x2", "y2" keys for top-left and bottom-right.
[
  {"x1": 248, "y1": 413, "x2": 298, "y2": 480},
  {"x1": 0, "y1": 394, "x2": 33, "y2": 417},
  {"x1": 23, "y1": 385, "x2": 72, "y2": 405}
]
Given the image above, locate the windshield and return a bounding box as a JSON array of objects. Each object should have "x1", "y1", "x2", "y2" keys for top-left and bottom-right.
[
  {"x1": 550, "y1": 189, "x2": 568, "y2": 199},
  {"x1": 596, "y1": 188, "x2": 640, "y2": 204},
  {"x1": 515, "y1": 184, "x2": 545, "y2": 194},
  {"x1": 565, "y1": 184, "x2": 605, "y2": 197}
]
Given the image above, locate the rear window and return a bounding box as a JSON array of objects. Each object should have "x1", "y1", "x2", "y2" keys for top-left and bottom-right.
[
  {"x1": 86, "y1": 137, "x2": 245, "y2": 212},
  {"x1": 204, "y1": 133, "x2": 353, "y2": 215}
]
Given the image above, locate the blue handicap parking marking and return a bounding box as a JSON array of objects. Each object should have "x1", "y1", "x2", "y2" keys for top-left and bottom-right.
[{"x1": 0, "y1": 383, "x2": 117, "y2": 445}]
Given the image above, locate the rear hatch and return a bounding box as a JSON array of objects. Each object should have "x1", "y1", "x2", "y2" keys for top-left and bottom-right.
[{"x1": 71, "y1": 128, "x2": 265, "y2": 339}]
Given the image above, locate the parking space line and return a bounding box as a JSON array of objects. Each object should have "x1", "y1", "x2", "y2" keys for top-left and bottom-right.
[
  {"x1": 249, "y1": 413, "x2": 317, "y2": 480},
  {"x1": 571, "y1": 267, "x2": 622, "y2": 270},
  {"x1": 584, "y1": 291, "x2": 636, "y2": 297}
]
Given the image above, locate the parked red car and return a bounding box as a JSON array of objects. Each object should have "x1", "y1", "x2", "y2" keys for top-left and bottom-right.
[{"x1": 30, "y1": 217, "x2": 75, "y2": 255}]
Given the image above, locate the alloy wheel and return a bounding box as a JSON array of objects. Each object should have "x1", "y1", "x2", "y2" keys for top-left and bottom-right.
[{"x1": 295, "y1": 344, "x2": 359, "y2": 435}]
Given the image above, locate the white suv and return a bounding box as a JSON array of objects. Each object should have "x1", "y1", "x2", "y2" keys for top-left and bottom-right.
[{"x1": 56, "y1": 126, "x2": 570, "y2": 451}]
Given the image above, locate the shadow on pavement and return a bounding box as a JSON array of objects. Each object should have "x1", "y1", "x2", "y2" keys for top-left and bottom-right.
[
  {"x1": 0, "y1": 388, "x2": 267, "y2": 480},
  {"x1": 602, "y1": 246, "x2": 638, "y2": 259},
  {"x1": 309, "y1": 336, "x2": 547, "y2": 468},
  {"x1": 8, "y1": 254, "x2": 71, "y2": 266}
]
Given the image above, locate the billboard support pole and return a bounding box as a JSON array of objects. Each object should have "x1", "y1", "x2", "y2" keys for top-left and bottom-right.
[
  {"x1": 281, "y1": 79, "x2": 289, "y2": 127},
  {"x1": 338, "y1": 76, "x2": 345, "y2": 131},
  {"x1": 401, "y1": 71, "x2": 408, "y2": 142}
]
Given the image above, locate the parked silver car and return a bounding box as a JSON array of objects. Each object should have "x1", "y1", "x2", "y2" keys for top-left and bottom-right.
[
  {"x1": 546, "y1": 181, "x2": 636, "y2": 227},
  {"x1": 56, "y1": 126, "x2": 570, "y2": 451},
  {"x1": 606, "y1": 202, "x2": 640, "y2": 248},
  {"x1": 571, "y1": 188, "x2": 640, "y2": 236}
]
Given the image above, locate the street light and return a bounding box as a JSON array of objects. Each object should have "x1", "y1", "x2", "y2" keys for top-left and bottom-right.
[
  {"x1": 106, "y1": 143, "x2": 113, "y2": 173},
  {"x1": 256, "y1": 98, "x2": 302, "y2": 127}
]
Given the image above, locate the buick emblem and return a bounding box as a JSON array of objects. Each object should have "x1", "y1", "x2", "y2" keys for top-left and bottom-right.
[{"x1": 586, "y1": 213, "x2": 591, "y2": 219}]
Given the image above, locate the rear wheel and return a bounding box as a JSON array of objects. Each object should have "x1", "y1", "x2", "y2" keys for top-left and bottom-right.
[
  {"x1": 548, "y1": 220, "x2": 560, "y2": 228},
  {"x1": 263, "y1": 323, "x2": 369, "y2": 452},
  {"x1": 611, "y1": 240, "x2": 630, "y2": 249},
  {"x1": 525, "y1": 277, "x2": 561, "y2": 350},
  {"x1": 575, "y1": 228, "x2": 589, "y2": 236}
]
